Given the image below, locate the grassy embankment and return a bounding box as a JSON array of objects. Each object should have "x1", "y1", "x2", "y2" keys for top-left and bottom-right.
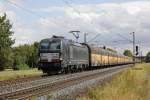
[
  {"x1": 0, "y1": 69, "x2": 43, "y2": 81},
  {"x1": 77, "y1": 63, "x2": 150, "y2": 100}
]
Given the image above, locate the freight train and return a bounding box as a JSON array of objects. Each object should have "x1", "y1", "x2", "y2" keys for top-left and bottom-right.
[{"x1": 38, "y1": 36, "x2": 133, "y2": 74}]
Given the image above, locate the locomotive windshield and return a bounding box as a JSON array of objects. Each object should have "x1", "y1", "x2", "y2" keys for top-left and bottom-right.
[
  {"x1": 50, "y1": 42, "x2": 60, "y2": 50},
  {"x1": 40, "y1": 39, "x2": 61, "y2": 52}
]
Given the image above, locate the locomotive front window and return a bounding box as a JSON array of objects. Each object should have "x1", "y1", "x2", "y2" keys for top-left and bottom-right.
[
  {"x1": 40, "y1": 40, "x2": 49, "y2": 49},
  {"x1": 50, "y1": 42, "x2": 60, "y2": 50},
  {"x1": 40, "y1": 40, "x2": 61, "y2": 51}
]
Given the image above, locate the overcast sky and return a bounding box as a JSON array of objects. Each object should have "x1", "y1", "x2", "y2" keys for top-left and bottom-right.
[{"x1": 0, "y1": 0, "x2": 150, "y2": 55}]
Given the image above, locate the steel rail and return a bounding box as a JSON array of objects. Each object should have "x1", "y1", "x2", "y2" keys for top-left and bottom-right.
[{"x1": 0, "y1": 65, "x2": 132, "y2": 100}]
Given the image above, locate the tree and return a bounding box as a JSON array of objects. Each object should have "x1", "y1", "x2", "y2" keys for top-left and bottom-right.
[
  {"x1": 146, "y1": 52, "x2": 150, "y2": 63},
  {"x1": 107, "y1": 48, "x2": 117, "y2": 53},
  {"x1": 123, "y1": 50, "x2": 133, "y2": 57},
  {"x1": 32, "y1": 42, "x2": 39, "y2": 67},
  {"x1": 0, "y1": 14, "x2": 15, "y2": 70},
  {"x1": 12, "y1": 42, "x2": 39, "y2": 70}
]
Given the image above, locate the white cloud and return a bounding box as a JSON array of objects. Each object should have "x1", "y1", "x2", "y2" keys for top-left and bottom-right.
[
  {"x1": 1, "y1": 1, "x2": 150, "y2": 55},
  {"x1": 0, "y1": 2, "x2": 6, "y2": 15},
  {"x1": 8, "y1": 0, "x2": 23, "y2": 5},
  {"x1": 33, "y1": 1, "x2": 150, "y2": 55},
  {"x1": 6, "y1": 11, "x2": 17, "y2": 23},
  {"x1": 32, "y1": 6, "x2": 65, "y2": 13}
]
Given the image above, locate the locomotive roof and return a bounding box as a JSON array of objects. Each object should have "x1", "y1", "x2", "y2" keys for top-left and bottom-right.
[
  {"x1": 41, "y1": 36, "x2": 68, "y2": 42},
  {"x1": 41, "y1": 36, "x2": 85, "y2": 47}
]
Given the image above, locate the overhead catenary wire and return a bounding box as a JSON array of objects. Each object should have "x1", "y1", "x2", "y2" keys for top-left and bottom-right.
[
  {"x1": 117, "y1": 33, "x2": 133, "y2": 43},
  {"x1": 61, "y1": 0, "x2": 103, "y2": 44},
  {"x1": 7, "y1": 0, "x2": 97, "y2": 33},
  {"x1": 61, "y1": 0, "x2": 141, "y2": 49},
  {"x1": 62, "y1": 0, "x2": 81, "y2": 15},
  {"x1": 87, "y1": 34, "x2": 101, "y2": 43},
  {"x1": 61, "y1": 1, "x2": 143, "y2": 50},
  {"x1": 4, "y1": 0, "x2": 147, "y2": 50},
  {"x1": 5, "y1": 0, "x2": 58, "y2": 27},
  {"x1": 61, "y1": 0, "x2": 97, "y2": 26},
  {"x1": 6, "y1": 0, "x2": 45, "y2": 19},
  {"x1": 115, "y1": 33, "x2": 143, "y2": 45},
  {"x1": 5, "y1": 0, "x2": 101, "y2": 44}
]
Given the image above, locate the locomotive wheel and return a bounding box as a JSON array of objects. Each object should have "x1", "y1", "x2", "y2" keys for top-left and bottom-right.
[
  {"x1": 64, "y1": 67, "x2": 69, "y2": 74},
  {"x1": 58, "y1": 68, "x2": 65, "y2": 74},
  {"x1": 64, "y1": 68, "x2": 68, "y2": 74}
]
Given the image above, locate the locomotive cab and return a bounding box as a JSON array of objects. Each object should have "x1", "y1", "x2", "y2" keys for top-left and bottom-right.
[
  {"x1": 38, "y1": 36, "x2": 90, "y2": 74},
  {"x1": 38, "y1": 37, "x2": 62, "y2": 73}
]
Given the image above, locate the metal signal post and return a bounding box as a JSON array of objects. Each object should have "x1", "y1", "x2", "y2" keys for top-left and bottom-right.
[
  {"x1": 130, "y1": 32, "x2": 135, "y2": 61},
  {"x1": 84, "y1": 33, "x2": 88, "y2": 43}
]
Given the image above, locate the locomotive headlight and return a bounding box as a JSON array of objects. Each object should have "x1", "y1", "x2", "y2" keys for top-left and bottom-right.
[
  {"x1": 40, "y1": 53, "x2": 45, "y2": 57},
  {"x1": 60, "y1": 58, "x2": 63, "y2": 61},
  {"x1": 40, "y1": 53, "x2": 42, "y2": 56}
]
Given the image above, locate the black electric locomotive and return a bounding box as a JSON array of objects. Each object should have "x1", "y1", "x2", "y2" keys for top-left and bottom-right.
[{"x1": 38, "y1": 36, "x2": 89, "y2": 74}]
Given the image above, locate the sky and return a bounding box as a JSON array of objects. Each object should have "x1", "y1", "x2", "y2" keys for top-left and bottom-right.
[{"x1": 0, "y1": 0, "x2": 150, "y2": 55}]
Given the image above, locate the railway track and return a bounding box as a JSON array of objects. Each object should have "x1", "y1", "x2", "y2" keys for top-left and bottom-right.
[
  {"x1": 0, "y1": 76, "x2": 43, "y2": 87},
  {"x1": 0, "y1": 65, "x2": 132, "y2": 100}
]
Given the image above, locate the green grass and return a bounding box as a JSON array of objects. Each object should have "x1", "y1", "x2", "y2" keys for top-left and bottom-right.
[
  {"x1": 77, "y1": 63, "x2": 150, "y2": 100},
  {"x1": 0, "y1": 69, "x2": 43, "y2": 81}
]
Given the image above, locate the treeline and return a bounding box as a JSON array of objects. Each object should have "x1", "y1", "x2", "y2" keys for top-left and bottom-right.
[
  {"x1": 0, "y1": 14, "x2": 39, "y2": 71},
  {"x1": 146, "y1": 52, "x2": 150, "y2": 63},
  {"x1": 0, "y1": 43, "x2": 39, "y2": 71},
  {"x1": 12, "y1": 43, "x2": 39, "y2": 70}
]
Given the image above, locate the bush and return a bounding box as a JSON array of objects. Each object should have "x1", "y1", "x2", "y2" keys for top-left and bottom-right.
[
  {"x1": 13, "y1": 64, "x2": 29, "y2": 70},
  {"x1": 146, "y1": 52, "x2": 150, "y2": 63}
]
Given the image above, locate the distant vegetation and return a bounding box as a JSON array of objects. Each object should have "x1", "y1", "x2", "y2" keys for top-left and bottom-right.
[
  {"x1": 0, "y1": 14, "x2": 39, "y2": 71},
  {"x1": 123, "y1": 49, "x2": 133, "y2": 57},
  {"x1": 146, "y1": 51, "x2": 150, "y2": 63},
  {"x1": 12, "y1": 43, "x2": 39, "y2": 70},
  {"x1": 107, "y1": 48, "x2": 117, "y2": 53}
]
